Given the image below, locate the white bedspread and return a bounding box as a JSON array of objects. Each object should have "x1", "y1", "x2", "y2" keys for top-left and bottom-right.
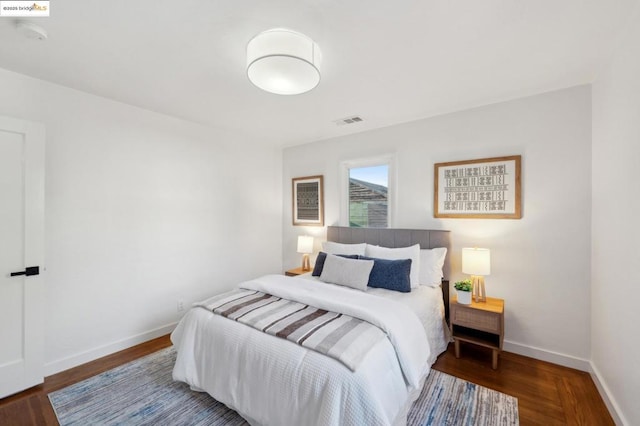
[
  {"x1": 171, "y1": 274, "x2": 433, "y2": 426},
  {"x1": 367, "y1": 285, "x2": 450, "y2": 365},
  {"x1": 298, "y1": 273, "x2": 451, "y2": 365}
]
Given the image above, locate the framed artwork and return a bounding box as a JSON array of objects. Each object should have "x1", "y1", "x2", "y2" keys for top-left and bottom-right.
[
  {"x1": 434, "y1": 155, "x2": 522, "y2": 219},
  {"x1": 292, "y1": 175, "x2": 324, "y2": 226}
]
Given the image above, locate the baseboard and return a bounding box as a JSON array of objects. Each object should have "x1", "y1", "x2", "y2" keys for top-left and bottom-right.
[
  {"x1": 44, "y1": 322, "x2": 177, "y2": 377},
  {"x1": 502, "y1": 340, "x2": 591, "y2": 371},
  {"x1": 590, "y1": 362, "x2": 627, "y2": 426}
]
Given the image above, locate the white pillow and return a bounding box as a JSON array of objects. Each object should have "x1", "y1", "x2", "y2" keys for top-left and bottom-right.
[
  {"x1": 365, "y1": 243, "x2": 421, "y2": 288},
  {"x1": 419, "y1": 247, "x2": 447, "y2": 287},
  {"x1": 319, "y1": 254, "x2": 374, "y2": 291},
  {"x1": 322, "y1": 241, "x2": 367, "y2": 256}
]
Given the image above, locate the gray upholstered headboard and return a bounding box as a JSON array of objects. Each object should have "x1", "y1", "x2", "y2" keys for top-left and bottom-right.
[{"x1": 326, "y1": 226, "x2": 451, "y2": 322}]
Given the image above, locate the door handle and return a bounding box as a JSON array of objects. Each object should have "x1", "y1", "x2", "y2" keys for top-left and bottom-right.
[{"x1": 10, "y1": 266, "x2": 40, "y2": 277}]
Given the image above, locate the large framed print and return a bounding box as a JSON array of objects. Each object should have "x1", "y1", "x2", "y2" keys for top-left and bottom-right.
[
  {"x1": 292, "y1": 175, "x2": 324, "y2": 226},
  {"x1": 434, "y1": 155, "x2": 522, "y2": 219}
]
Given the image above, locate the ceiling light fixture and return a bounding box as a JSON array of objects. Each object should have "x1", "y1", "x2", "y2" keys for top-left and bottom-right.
[
  {"x1": 16, "y1": 21, "x2": 48, "y2": 40},
  {"x1": 246, "y1": 28, "x2": 321, "y2": 96}
]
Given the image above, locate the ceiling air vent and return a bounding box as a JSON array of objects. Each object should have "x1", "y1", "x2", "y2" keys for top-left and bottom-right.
[{"x1": 334, "y1": 116, "x2": 364, "y2": 126}]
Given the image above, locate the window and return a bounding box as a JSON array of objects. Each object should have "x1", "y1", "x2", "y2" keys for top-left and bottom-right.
[{"x1": 341, "y1": 156, "x2": 394, "y2": 228}]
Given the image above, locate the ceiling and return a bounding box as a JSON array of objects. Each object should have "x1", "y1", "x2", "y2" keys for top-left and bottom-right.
[{"x1": 0, "y1": 0, "x2": 637, "y2": 147}]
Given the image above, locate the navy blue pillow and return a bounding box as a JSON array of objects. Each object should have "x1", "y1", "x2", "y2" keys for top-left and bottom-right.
[
  {"x1": 312, "y1": 252, "x2": 360, "y2": 276},
  {"x1": 359, "y1": 256, "x2": 412, "y2": 293}
]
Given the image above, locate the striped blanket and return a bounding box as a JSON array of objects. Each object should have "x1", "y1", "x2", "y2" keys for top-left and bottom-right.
[{"x1": 198, "y1": 288, "x2": 387, "y2": 371}]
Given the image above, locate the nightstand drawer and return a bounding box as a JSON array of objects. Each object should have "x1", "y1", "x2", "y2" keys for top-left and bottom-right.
[{"x1": 452, "y1": 307, "x2": 501, "y2": 334}]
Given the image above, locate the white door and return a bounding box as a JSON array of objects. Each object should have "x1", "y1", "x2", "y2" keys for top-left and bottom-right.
[{"x1": 0, "y1": 116, "x2": 45, "y2": 398}]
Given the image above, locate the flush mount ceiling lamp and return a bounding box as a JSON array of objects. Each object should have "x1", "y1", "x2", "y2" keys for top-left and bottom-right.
[
  {"x1": 247, "y1": 28, "x2": 321, "y2": 95},
  {"x1": 15, "y1": 21, "x2": 48, "y2": 40}
]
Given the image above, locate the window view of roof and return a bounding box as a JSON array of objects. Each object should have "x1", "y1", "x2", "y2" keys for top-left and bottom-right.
[{"x1": 349, "y1": 165, "x2": 388, "y2": 228}]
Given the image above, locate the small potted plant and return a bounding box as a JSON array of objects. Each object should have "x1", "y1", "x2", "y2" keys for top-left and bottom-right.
[{"x1": 454, "y1": 279, "x2": 473, "y2": 305}]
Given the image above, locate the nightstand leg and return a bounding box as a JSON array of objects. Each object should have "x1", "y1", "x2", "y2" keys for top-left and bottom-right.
[
  {"x1": 492, "y1": 350, "x2": 498, "y2": 369},
  {"x1": 454, "y1": 339, "x2": 460, "y2": 358}
]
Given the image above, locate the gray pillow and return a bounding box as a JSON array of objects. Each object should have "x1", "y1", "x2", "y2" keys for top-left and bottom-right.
[
  {"x1": 312, "y1": 252, "x2": 359, "y2": 276},
  {"x1": 319, "y1": 254, "x2": 374, "y2": 291}
]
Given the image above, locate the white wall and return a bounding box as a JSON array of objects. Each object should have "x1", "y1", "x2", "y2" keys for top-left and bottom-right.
[
  {"x1": 283, "y1": 86, "x2": 592, "y2": 367},
  {"x1": 0, "y1": 67, "x2": 283, "y2": 374},
  {"x1": 591, "y1": 6, "x2": 640, "y2": 425}
]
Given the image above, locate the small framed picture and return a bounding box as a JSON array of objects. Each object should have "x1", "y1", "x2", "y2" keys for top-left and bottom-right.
[
  {"x1": 434, "y1": 155, "x2": 522, "y2": 219},
  {"x1": 292, "y1": 175, "x2": 324, "y2": 226}
]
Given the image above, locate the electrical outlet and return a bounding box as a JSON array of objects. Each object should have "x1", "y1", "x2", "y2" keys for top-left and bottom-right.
[{"x1": 177, "y1": 300, "x2": 185, "y2": 312}]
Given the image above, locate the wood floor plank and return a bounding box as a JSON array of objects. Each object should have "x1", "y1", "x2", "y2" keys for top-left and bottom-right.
[
  {"x1": 432, "y1": 343, "x2": 614, "y2": 426},
  {"x1": 555, "y1": 374, "x2": 615, "y2": 426},
  {"x1": 0, "y1": 335, "x2": 613, "y2": 425}
]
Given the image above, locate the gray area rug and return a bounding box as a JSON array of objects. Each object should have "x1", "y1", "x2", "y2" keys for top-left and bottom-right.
[{"x1": 49, "y1": 347, "x2": 518, "y2": 425}]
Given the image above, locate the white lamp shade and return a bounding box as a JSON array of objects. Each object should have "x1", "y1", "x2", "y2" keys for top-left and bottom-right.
[
  {"x1": 247, "y1": 28, "x2": 321, "y2": 95},
  {"x1": 462, "y1": 248, "x2": 491, "y2": 276},
  {"x1": 297, "y1": 236, "x2": 314, "y2": 254}
]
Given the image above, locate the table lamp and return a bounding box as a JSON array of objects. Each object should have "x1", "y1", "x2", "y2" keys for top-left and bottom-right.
[
  {"x1": 297, "y1": 236, "x2": 314, "y2": 271},
  {"x1": 462, "y1": 247, "x2": 491, "y2": 302}
]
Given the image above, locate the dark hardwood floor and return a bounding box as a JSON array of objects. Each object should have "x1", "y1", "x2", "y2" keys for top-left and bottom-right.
[
  {"x1": 432, "y1": 343, "x2": 614, "y2": 426},
  {"x1": 0, "y1": 336, "x2": 613, "y2": 425}
]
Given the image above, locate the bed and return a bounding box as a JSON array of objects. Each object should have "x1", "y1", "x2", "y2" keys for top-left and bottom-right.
[{"x1": 171, "y1": 227, "x2": 451, "y2": 426}]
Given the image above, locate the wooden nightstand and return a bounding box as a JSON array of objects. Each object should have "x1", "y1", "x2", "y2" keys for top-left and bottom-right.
[
  {"x1": 450, "y1": 296, "x2": 504, "y2": 369},
  {"x1": 284, "y1": 267, "x2": 310, "y2": 277}
]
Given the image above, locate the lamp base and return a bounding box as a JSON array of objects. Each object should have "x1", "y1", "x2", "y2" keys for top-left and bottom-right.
[
  {"x1": 301, "y1": 254, "x2": 311, "y2": 271},
  {"x1": 471, "y1": 275, "x2": 486, "y2": 302}
]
